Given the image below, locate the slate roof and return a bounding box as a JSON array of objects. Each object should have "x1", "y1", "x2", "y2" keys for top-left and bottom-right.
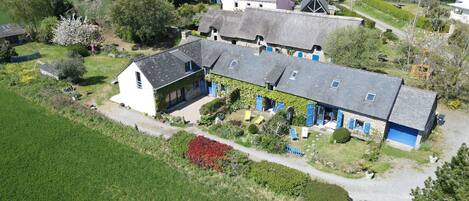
[
  {"x1": 275, "y1": 59, "x2": 403, "y2": 120},
  {"x1": 300, "y1": 0, "x2": 330, "y2": 14},
  {"x1": 0, "y1": 24, "x2": 26, "y2": 38},
  {"x1": 198, "y1": 8, "x2": 363, "y2": 50},
  {"x1": 389, "y1": 86, "x2": 437, "y2": 131},
  {"x1": 132, "y1": 40, "x2": 203, "y2": 90}
]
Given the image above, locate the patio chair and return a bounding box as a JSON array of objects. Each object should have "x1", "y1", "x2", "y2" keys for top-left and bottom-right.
[
  {"x1": 301, "y1": 127, "x2": 309, "y2": 139},
  {"x1": 244, "y1": 111, "x2": 252, "y2": 121},
  {"x1": 253, "y1": 115, "x2": 264, "y2": 125},
  {"x1": 290, "y1": 128, "x2": 298, "y2": 141}
]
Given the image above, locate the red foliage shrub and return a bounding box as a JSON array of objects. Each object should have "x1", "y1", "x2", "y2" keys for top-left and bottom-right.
[{"x1": 187, "y1": 136, "x2": 232, "y2": 171}]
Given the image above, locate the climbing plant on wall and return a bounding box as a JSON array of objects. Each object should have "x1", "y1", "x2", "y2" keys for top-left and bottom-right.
[
  {"x1": 206, "y1": 74, "x2": 314, "y2": 116},
  {"x1": 155, "y1": 72, "x2": 204, "y2": 111}
]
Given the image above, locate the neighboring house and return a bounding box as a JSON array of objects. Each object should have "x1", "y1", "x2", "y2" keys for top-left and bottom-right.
[
  {"x1": 449, "y1": 0, "x2": 469, "y2": 24},
  {"x1": 300, "y1": 0, "x2": 336, "y2": 15},
  {"x1": 198, "y1": 8, "x2": 363, "y2": 62},
  {"x1": 221, "y1": 0, "x2": 294, "y2": 11},
  {"x1": 114, "y1": 38, "x2": 437, "y2": 150},
  {"x1": 0, "y1": 24, "x2": 27, "y2": 44}
]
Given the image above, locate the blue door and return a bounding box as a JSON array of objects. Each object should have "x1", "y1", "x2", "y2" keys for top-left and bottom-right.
[
  {"x1": 312, "y1": 55, "x2": 320, "y2": 61},
  {"x1": 209, "y1": 82, "x2": 218, "y2": 97},
  {"x1": 255, "y1": 95, "x2": 263, "y2": 111},
  {"x1": 387, "y1": 123, "x2": 418, "y2": 147},
  {"x1": 336, "y1": 110, "x2": 343, "y2": 129},
  {"x1": 306, "y1": 103, "x2": 315, "y2": 127},
  {"x1": 199, "y1": 80, "x2": 207, "y2": 95},
  {"x1": 276, "y1": 101, "x2": 284, "y2": 112},
  {"x1": 316, "y1": 105, "x2": 325, "y2": 125}
]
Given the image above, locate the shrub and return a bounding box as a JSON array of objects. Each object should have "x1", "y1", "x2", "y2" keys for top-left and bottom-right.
[
  {"x1": 227, "y1": 120, "x2": 242, "y2": 126},
  {"x1": 198, "y1": 114, "x2": 216, "y2": 126},
  {"x1": 331, "y1": 128, "x2": 351, "y2": 143},
  {"x1": 248, "y1": 124, "x2": 259, "y2": 134},
  {"x1": 170, "y1": 131, "x2": 195, "y2": 158},
  {"x1": 292, "y1": 115, "x2": 306, "y2": 127},
  {"x1": 37, "y1": 16, "x2": 58, "y2": 43},
  {"x1": 52, "y1": 58, "x2": 86, "y2": 83},
  {"x1": 258, "y1": 134, "x2": 286, "y2": 154},
  {"x1": 229, "y1": 99, "x2": 245, "y2": 112},
  {"x1": 219, "y1": 150, "x2": 251, "y2": 176},
  {"x1": 0, "y1": 41, "x2": 17, "y2": 63},
  {"x1": 447, "y1": 99, "x2": 461, "y2": 110},
  {"x1": 187, "y1": 136, "x2": 232, "y2": 171},
  {"x1": 227, "y1": 89, "x2": 240, "y2": 104},
  {"x1": 301, "y1": 180, "x2": 349, "y2": 201},
  {"x1": 383, "y1": 30, "x2": 399, "y2": 42},
  {"x1": 210, "y1": 123, "x2": 244, "y2": 139},
  {"x1": 263, "y1": 110, "x2": 289, "y2": 136},
  {"x1": 67, "y1": 44, "x2": 90, "y2": 57},
  {"x1": 199, "y1": 98, "x2": 225, "y2": 115},
  {"x1": 248, "y1": 161, "x2": 309, "y2": 196}
]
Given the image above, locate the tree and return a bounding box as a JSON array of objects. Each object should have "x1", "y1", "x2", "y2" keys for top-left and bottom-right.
[
  {"x1": 0, "y1": 41, "x2": 18, "y2": 63},
  {"x1": 411, "y1": 143, "x2": 469, "y2": 200},
  {"x1": 52, "y1": 15, "x2": 102, "y2": 52},
  {"x1": 176, "y1": 3, "x2": 208, "y2": 28},
  {"x1": 422, "y1": 0, "x2": 449, "y2": 32},
  {"x1": 52, "y1": 58, "x2": 86, "y2": 83},
  {"x1": 324, "y1": 27, "x2": 381, "y2": 68},
  {"x1": 4, "y1": 0, "x2": 73, "y2": 36},
  {"x1": 110, "y1": 0, "x2": 176, "y2": 44},
  {"x1": 38, "y1": 17, "x2": 59, "y2": 43}
]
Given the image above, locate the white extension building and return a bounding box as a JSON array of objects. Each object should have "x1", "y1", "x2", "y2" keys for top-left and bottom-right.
[{"x1": 449, "y1": 0, "x2": 469, "y2": 24}]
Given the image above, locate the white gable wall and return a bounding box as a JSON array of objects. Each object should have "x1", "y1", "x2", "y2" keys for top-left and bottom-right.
[
  {"x1": 222, "y1": 0, "x2": 276, "y2": 11},
  {"x1": 117, "y1": 62, "x2": 156, "y2": 116}
]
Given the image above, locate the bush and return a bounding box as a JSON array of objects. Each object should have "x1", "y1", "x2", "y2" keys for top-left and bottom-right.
[
  {"x1": 227, "y1": 89, "x2": 240, "y2": 104},
  {"x1": 258, "y1": 134, "x2": 287, "y2": 154},
  {"x1": 219, "y1": 150, "x2": 251, "y2": 176},
  {"x1": 227, "y1": 120, "x2": 242, "y2": 126},
  {"x1": 0, "y1": 41, "x2": 17, "y2": 63},
  {"x1": 52, "y1": 58, "x2": 86, "y2": 83},
  {"x1": 198, "y1": 114, "x2": 216, "y2": 126},
  {"x1": 169, "y1": 131, "x2": 196, "y2": 158},
  {"x1": 199, "y1": 98, "x2": 225, "y2": 115},
  {"x1": 248, "y1": 161, "x2": 309, "y2": 196},
  {"x1": 383, "y1": 30, "x2": 399, "y2": 42},
  {"x1": 301, "y1": 180, "x2": 349, "y2": 201},
  {"x1": 187, "y1": 136, "x2": 232, "y2": 171},
  {"x1": 331, "y1": 128, "x2": 351, "y2": 143},
  {"x1": 37, "y1": 17, "x2": 58, "y2": 43},
  {"x1": 263, "y1": 110, "x2": 289, "y2": 135},
  {"x1": 248, "y1": 124, "x2": 259, "y2": 134},
  {"x1": 229, "y1": 99, "x2": 245, "y2": 112},
  {"x1": 210, "y1": 123, "x2": 244, "y2": 139},
  {"x1": 67, "y1": 44, "x2": 90, "y2": 57},
  {"x1": 291, "y1": 115, "x2": 306, "y2": 127}
]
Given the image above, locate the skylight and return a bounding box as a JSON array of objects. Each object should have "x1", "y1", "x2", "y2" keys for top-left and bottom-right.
[
  {"x1": 330, "y1": 80, "x2": 340, "y2": 88},
  {"x1": 229, "y1": 60, "x2": 238, "y2": 69},
  {"x1": 365, "y1": 92, "x2": 376, "y2": 102},
  {"x1": 289, "y1": 71, "x2": 298, "y2": 80}
]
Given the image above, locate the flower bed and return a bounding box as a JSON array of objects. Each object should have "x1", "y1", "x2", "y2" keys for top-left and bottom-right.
[{"x1": 187, "y1": 136, "x2": 232, "y2": 171}]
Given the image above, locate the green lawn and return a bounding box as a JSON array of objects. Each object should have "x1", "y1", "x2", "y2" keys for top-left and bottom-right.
[
  {"x1": 15, "y1": 42, "x2": 69, "y2": 63},
  {"x1": 353, "y1": 2, "x2": 408, "y2": 28},
  {"x1": 0, "y1": 86, "x2": 252, "y2": 201}
]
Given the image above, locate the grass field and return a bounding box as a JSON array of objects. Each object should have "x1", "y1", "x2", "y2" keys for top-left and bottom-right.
[
  {"x1": 0, "y1": 86, "x2": 255, "y2": 201},
  {"x1": 353, "y1": 2, "x2": 408, "y2": 28}
]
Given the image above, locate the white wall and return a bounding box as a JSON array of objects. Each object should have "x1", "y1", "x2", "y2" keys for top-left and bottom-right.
[
  {"x1": 117, "y1": 63, "x2": 156, "y2": 116},
  {"x1": 222, "y1": 0, "x2": 276, "y2": 11}
]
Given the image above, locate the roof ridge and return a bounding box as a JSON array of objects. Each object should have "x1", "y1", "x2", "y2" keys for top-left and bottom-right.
[
  {"x1": 245, "y1": 8, "x2": 363, "y2": 21},
  {"x1": 133, "y1": 38, "x2": 202, "y2": 63}
]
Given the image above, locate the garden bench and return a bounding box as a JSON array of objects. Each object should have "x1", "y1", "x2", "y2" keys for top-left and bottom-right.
[
  {"x1": 290, "y1": 128, "x2": 298, "y2": 141},
  {"x1": 285, "y1": 145, "x2": 304, "y2": 157},
  {"x1": 253, "y1": 115, "x2": 264, "y2": 125},
  {"x1": 244, "y1": 111, "x2": 252, "y2": 121}
]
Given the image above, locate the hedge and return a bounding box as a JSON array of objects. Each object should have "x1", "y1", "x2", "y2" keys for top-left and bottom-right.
[
  {"x1": 248, "y1": 161, "x2": 310, "y2": 196},
  {"x1": 219, "y1": 150, "x2": 251, "y2": 176},
  {"x1": 187, "y1": 136, "x2": 232, "y2": 171},
  {"x1": 302, "y1": 180, "x2": 349, "y2": 201},
  {"x1": 199, "y1": 98, "x2": 225, "y2": 115},
  {"x1": 169, "y1": 130, "x2": 196, "y2": 158},
  {"x1": 209, "y1": 123, "x2": 244, "y2": 139},
  {"x1": 361, "y1": 0, "x2": 427, "y2": 28}
]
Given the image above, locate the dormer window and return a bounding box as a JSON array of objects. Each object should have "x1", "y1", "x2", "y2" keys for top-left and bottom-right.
[
  {"x1": 229, "y1": 59, "x2": 238, "y2": 69},
  {"x1": 213, "y1": 28, "x2": 217, "y2": 33},
  {"x1": 289, "y1": 70, "x2": 298, "y2": 80},
  {"x1": 185, "y1": 61, "x2": 192, "y2": 72},
  {"x1": 330, "y1": 80, "x2": 340, "y2": 88},
  {"x1": 365, "y1": 92, "x2": 376, "y2": 102}
]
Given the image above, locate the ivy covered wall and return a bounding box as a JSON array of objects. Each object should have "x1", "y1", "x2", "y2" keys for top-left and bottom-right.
[
  {"x1": 155, "y1": 71, "x2": 205, "y2": 111},
  {"x1": 206, "y1": 74, "x2": 314, "y2": 116}
]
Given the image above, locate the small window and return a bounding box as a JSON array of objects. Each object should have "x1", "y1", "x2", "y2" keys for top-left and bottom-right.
[
  {"x1": 259, "y1": 3, "x2": 263, "y2": 7},
  {"x1": 136, "y1": 72, "x2": 142, "y2": 89},
  {"x1": 289, "y1": 70, "x2": 298, "y2": 80},
  {"x1": 213, "y1": 28, "x2": 217, "y2": 33},
  {"x1": 330, "y1": 80, "x2": 340, "y2": 88},
  {"x1": 214, "y1": 35, "x2": 218, "y2": 41},
  {"x1": 247, "y1": 3, "x2": 251, "y2": 6},
  {"x1": 229, "y1": 59, "x2": 238, "y2": 69},
  {"x1": 235, "y1": 2, "x2": 238, "y2": 7},
  {"x1": 231, "y1": 40, "x2": 237, "y2": 45},
  {"x1": 365, "y1": 92, "x2": 376, "y2": 101},
  {"x1": 185, "y1": 61, "x2": 192, "y2": 72},
  {"x1": 355, "y1": 119, "x2": 364, "y2": 130}
]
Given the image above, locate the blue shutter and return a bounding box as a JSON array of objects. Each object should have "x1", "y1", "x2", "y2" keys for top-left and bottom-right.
[
  {"x1": 266, "y1": 46, "x2": 273, "y2": 52},
  {"x1": 199, "y1": 80, "x2": 206, "y2": 95},
  {"x1": 255, "y1": 95, "x2": 263, "y2": 111},
  {"x1": 312, "y1": 55, "x2": 320, "y2": 61},
  {"x1": 306, "y1": 103, "x2": 315, "y2": 127},
  {"x1": 336, "y1": 110, "x2": 343, "y2": 129},
  {"x1": 364, "y1": 122, "x2": 371, "y2": 134},
  {"x1": 276, "y1": 101, "x2": 284, "y2": 112},
  {"x1": 348, "y1": 118, "x2": 355, "y2": 129},
  {"x1": 298, "y1": 51, "x2": 303, "y2": 58},
  {"x1": 212, "y1": 82, "x2": 218, "y2": 97}
]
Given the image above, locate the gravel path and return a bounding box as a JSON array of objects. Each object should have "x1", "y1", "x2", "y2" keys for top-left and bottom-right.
[
  {"x1": 98, "y1": 101, "x2": 469, "y2": 201},
  {"x1": 340, "y1": 4, "x2": 407, "y2": 40}
]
